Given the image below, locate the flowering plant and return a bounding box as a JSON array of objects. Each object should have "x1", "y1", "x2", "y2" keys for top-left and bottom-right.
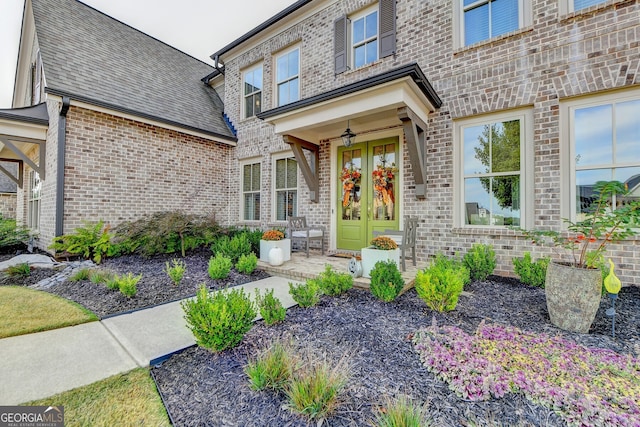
[
  {"x1": 372, "y1": 163, "x2": 398, "y2": 205},
  {"x1": 341, "y1": 164, "x2": 361, "y2": 207},
  {"x1": 261, "y1": 230, "x2": 284, "y2": 241},
  {"x1": 370, "y1": 236, "x2": 398, "y2": 250},
  {"x1": 520, "y1": 180, "x2": 640, "y2": 268}
]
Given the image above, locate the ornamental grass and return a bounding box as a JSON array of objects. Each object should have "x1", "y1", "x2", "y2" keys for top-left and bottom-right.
[{"x1": 413, "y1": 320, "x2": 640, "y2": 427}]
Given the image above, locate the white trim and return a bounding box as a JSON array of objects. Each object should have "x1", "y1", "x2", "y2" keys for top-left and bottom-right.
[
  {"x1": 239, "y1": 157, "x2": 262, "y2": 222},
  {"x1": 274, "y1": 44, "x2": 301, "y2": 107},
  {"x1": 46, "y1": 95, "x2": 237, "y2": 146},
  {"x1": 270, "y1": 151, "x2": 298, "y2": 223},
  {"x1": 453, "y1": 108, "x2": 534, "y2": 229}
]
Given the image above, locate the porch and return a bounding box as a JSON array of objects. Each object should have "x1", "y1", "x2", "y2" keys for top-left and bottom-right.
[{"x1": 257, "y1": 249, "x2": 424, "y2": 291}]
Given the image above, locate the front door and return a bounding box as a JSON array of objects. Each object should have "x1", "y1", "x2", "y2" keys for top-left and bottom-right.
[{"x1": 337, "y1": 137, "x2": 399, "y2": 250}]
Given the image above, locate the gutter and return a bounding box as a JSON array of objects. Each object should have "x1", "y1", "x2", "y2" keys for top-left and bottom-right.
[{"x1": 55, "y1": 97, "x2": 70, "y2": 237}]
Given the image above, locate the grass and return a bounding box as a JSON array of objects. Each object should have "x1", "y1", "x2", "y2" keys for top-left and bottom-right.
[
  {"x1": 25, "y1": 368, "x2": 171, "y2": 427},
  {"x1": 0, "y1": 286, "x2": 98, "y2": 338},
  {"x1": 374, "y1": 394, "x2": 431, "y2": 427}
]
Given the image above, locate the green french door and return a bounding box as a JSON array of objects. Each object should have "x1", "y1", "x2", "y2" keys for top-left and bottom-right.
[{"x1": 337, "y1": 137, "x2": 399, "y2": 250}]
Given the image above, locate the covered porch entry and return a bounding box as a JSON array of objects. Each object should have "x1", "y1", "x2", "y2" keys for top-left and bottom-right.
[{"x1": 257, "y1": 63, "x2": 442, "y2": 252}]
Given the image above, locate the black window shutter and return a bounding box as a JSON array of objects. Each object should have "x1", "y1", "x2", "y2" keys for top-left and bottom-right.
[
  {"x1": 379, "y1": 0, "x2": 396, "y2": 58},
  {"x1": 334, "y1": 15, "x2": 348, "y2": 74}
]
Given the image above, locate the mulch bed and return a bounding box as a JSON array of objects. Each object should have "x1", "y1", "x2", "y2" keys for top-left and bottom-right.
[{"x1": 152, "y1": 277, "x2": 639, "y2": 427}]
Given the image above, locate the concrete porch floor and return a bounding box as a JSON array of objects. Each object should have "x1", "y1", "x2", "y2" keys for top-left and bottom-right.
[{"x1": 257, "y1": 249, "x2": 425, "y2": 289}]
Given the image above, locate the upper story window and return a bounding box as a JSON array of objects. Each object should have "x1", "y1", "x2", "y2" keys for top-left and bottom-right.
[
  {"x1": 455, "y1": 0, "x2": 530, "y2": 48},
  {"x1": 574, "y1": 0, "x2": 607, "y2": 11},
  {"x1": 454, "y1": 109, "x2": 533, "y2": 228},
  {"x1": 243, "y1": 64, "x2": 262, "y2": 118},
  {"x1": 563, "y1": 90, "x2": 640, "y2": 222},
  {"x1": 276, "y1": 46, "x2": 300, "y2": 107},
  {"x1": 352, "y1": 6, "x2": 378, "y2": 68}
]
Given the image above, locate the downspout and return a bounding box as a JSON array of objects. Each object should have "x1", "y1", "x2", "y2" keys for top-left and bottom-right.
[
  {"x1": 213, "y1": 54, "x2": 225, "y2": 75},
  {"x1": 55, "y1": 97, "x2": 70, "y2": 236}
]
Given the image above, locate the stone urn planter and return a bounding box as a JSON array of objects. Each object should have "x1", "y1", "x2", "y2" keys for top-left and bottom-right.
[
  {"x1": 361, "y1": 247, "x2": 400, "y2": 279},
  {"x1": 259, "y1": 239, "x2": 291, "y2": 263},
  {"x1": 545, "y1": 262, "x2": 602, "y2": 334}
]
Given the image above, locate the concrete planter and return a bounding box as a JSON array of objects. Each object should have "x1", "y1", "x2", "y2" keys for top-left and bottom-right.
[
  {"x1": 259, "y1": 239, "x2": 291, "y2": 263},
  {"x1": 545, "y1": 262, "x2": 602, "y2": 333},
  {"x1": 361, "y1": 247, "x2": 400, "y2": 279}
]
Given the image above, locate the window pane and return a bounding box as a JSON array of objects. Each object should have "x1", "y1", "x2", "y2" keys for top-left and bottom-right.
[
  {"x1": 277, "y1": 55, "x2": 288, "y2": 82},
  {"x1": 288, "y1": 49, "x2": 299, "y2": 78},
  {"x1": 576, "y1": 169, "x2": 612, "y2": 217},
  {"x1": 465, "y1": 176, "x2": 520, "y2": 226},
  {"x1": 465, "y1": 177, "x2": 492, "y2": 225},
  {"x1": 288, "y1": 191, "x2": 297, "y2": 218},
  {"x1": 252, "y1": 164, "x2": 260, "y2": 190},
  {"x1": 289, "y1": 77, "x2": 299, "y2": 102},
  {"x1": 365, "y1": 11, "x2": 378, "y2": 39},
  {"x1": 245, "y1": 96, "x2": 254, "y2": 117},
  {"x1": 254, "y1": 92, "x2": 261, "y2": 115},
  {"x1": 278, "y1": 82, "x2": 289, "y2": 106},
  {"x1": 491, "y1": 120, "x2": 520, "y2": 173},
  {"x1": 276, "y1": 159, "x2": 286, "y2": 189},
  {"x1": 465, "y1": 4, "x2": 489, "y2": 46},
  {"x1": 353, "y1": 17, "x2": 364, "y2": 44},
  {"x1": 287, "y1": 159, "x2": 297, "y2": 188},
  {"x1": 244, "y1": 75, "x2": 253, "y2": 95},
  {"x1": 254, "y1": 67, "x2": 262, "y2": 91},
  {"x1": 277, "y1": 191, "x2": 286, "y2": 221},
  {"x1": 243, "y1": 165, "x2": 251, "y2": 191},
  {"x1": 463, "y1": 125, "x2": 488, "y2": 175},
  {"x1": 491, "y1": 0, "x2": 519, "y2": 38},
  {"x1": 366, "y1": 40, "x2": 378, "y2": 64},
  {"x1": 575, "y1": 104, "x2": 612, "y2": 167},
  {"x1": 616, "y1": 100, "x2": 640, "y2": 163},
  {"x1": 354, "y1": 45, "x2": 365, "y2": 68},
  {"x1": 574, "y1": 0, "x2": 606, "y2": 11}
]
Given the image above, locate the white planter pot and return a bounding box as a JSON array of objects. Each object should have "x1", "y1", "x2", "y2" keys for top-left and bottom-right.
[
  {"x1": 259, "y1": 239, "x2": 291, "y2": 263},
  {"x1": 361, "y1": 247, "x2": 400, "y2": 278}
]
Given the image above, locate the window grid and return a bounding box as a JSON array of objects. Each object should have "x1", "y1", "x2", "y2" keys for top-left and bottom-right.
[
  {"x1": 351, "y1": 9, "x2": 379, "y2": 69},
  {"x1": 242, "y1": 163, "x2": 261, "y2": 221},
  {"x1": 243, "y1": 65, "x2": 262, "y2": 118},
  {"x1": 276, "y1": 48, "x2": 300, "y2": 106},
  {"x1": 275, "y1": 157, "x2": 297, "y2": 221},
  {"x1": 28, "y1": 170, "x2": 41, "y2": 230}
]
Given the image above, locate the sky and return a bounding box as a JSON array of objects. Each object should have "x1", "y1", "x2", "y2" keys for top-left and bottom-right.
[{"x1": 0, "y1": 0, "x2": 297, "y2": 108}]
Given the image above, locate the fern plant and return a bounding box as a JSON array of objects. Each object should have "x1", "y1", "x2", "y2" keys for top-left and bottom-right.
[{"x1": 49, "y1": 220, "x2": 113, "y2": 264}]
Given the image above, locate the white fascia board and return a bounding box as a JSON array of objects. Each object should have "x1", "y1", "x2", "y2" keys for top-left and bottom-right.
[{"x1": 0, "y1": 119, "x2": 48, "y2": 142}]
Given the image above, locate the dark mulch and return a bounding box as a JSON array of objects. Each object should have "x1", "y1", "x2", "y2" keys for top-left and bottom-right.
[
  {"x1": 42, "y1": 248, "x2": 270, "y2": 318},
  {"x1": 0, "y1": 267, "x2": 60, "y2": 287},
  {"x1": 152, "y1": 277, "x2": 640, "y2": 427}
]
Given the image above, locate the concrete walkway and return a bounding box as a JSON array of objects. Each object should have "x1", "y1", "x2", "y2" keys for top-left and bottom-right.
[{"x1": 0, "y1": 276, "x2": 301, "y2": 405}]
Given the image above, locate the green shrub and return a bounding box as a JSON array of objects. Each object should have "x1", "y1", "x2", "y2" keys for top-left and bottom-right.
[
  {"x1": 513, "y1": 252, "x2": 550, "y2": 288},
  {"x1": 68, "y1": 267, "x2": 92, "y2": 281},
  {"x1": 432, "y1": 253, "x2": 471, "y2": 286},
  {"x1": 244, "y1": 340, "x2": 295, "y2": 391},
  {"x1": 255, "y1": 288, "x2": 286, "y2": 325},
  {"x1": 236, "y1": 253, "x2": 258, "y2": 275},
  {"x1": 374, "y1": 395, "x2": 430, "y2": 427},
  {"x1": 415, "y1": 257, "x2": 466, "y2": 312},
  {"x1": 315, "y1": 264, "x2": 353, "y2": 296},
  {"x1": 49, "y1": 220, "x2": 112, "y2": 264},
  {"x1": 241, "y1": 228, "x2": 264, "y2": 256},
  {"x1": 181, "y1": 285, "x2": 256, "y2": 352},
  {"x1": 463, "y1": 243, "x2": 496, "y2": 282},
  {"x1": 211, "y1": 233, "x2": 252, "y2": 263},
  {"x1": 164, "y1": 259, "x2": 186, "y2": 286},
  {"x1": 6, "y1": 262, "x2": 30, "y2": 277},
  {"x1": 89, "y1": 269, "x2": 115, "y2": 285},
  {"x1": 369, "y1": 260, "x2": 405, "y2": 302},
  {"x1": 117, "y1": 273, "x2": 141, "y2": 298},
  {"x1": 105, "y1": 276, "x2": 120, "y2": 290},
  {"x1": 0, "y1": 214, "x2": 30, "y2": 249},
  {"x1": 208, "y1": 254, "x2": 232, "y2": 280},
  {"x1": 286, "y1": 354, "x2": 350, "y2": 421},
  {"x1": 289, "y1": 280, "x2": 321, "y2": 308}
]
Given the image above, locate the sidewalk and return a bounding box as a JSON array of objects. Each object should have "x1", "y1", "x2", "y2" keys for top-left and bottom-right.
[{"x1": 0, "y1": 276, "x2": 301, "y2": 405}]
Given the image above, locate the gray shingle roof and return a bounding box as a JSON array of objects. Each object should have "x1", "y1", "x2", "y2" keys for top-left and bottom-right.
[{"x1": 31, "y1": 0, "x2": 236, "y2": 141}]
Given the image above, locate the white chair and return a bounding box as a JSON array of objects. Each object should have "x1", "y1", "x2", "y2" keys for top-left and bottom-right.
[{"x1": 287, "y1": 216, "x2": 325, "y2": 257}]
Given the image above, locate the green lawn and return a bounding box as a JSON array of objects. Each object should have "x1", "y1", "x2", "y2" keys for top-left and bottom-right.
[
  {"x1": 25, "y1": 368, "x2": 171, "y2": 427},
  {"x1": 0, "y1": 286, "x2": 97, "y2": 338}
]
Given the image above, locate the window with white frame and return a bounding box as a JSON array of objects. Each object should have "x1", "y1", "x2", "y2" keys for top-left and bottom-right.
[
  {"x1": 457, "y1": 0, "x2": 529, "y2": 47},
  {"x1": 243, "y1": 64, "x2": 262, "y2": 118},
  {"x1": 565, "y1": 92, "x2": 640, "y2": 222},
  {"x1": 276, "y1": 46, "x2": 300, "y2": 107},
  {"x1": 28, "y1": 170, "x2": 41, "y2": 230},
  {"x1": 351, "y1": 5, "x2": 378, "y2": 69},
  {"x1": 274, "y1": 155, "x2": 297, "y2": 221},
  {"x1": 456, "y1": 110, "x2": 533, "y2": 228},
  {"x1": 242, "y1": 162, "x2": 261, "y2": 221}
]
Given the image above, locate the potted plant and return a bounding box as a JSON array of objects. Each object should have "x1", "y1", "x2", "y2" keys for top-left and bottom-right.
[
  {"x1": 520, "y1": 180, "x2": 640, "y2": 333},
  {"x1": 259, "y1": 229, "x2": 290, "y2": 264},
  {"x1": 361, "y1": 235, "x2": 400, "y2": 278}
]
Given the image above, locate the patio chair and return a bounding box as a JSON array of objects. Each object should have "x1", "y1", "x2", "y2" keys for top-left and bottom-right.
[
  {"x1": 372, "y1": 216, "x2": 419, "y2": 271},
  {"x1": 287, "y1": 216, "x2": 325, "y2": 257}
]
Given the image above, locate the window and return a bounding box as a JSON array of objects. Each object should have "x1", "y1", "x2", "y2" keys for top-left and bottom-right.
[
  {"x1": 276, "y1": 46, "x2": 300, "y2": 106},
  {"x1": 573, "y1": 0, "x2": 607, "y2": 12},
  {"x1": 242, "y1": 162, "x2": 261, "y2": 221},
  {"x1": 352, "y1": 6, "x2": 378, "y2": 68},
  {"x1": 28, "y1": 170, "x2": 41, "y2": 230},
  {"x1": 274, "y1": 156, "x2": 297, "y2": 221},
  {"x1": 566, "y1": 93, "x2": 640, "y2": 221},
  {"x1": 456, "y1": 0, "x2": 530, "y2": 47},
  {"x1": 243, "y1": 64, "x2": 262, "y2": 118},
  {"x1": 455, "y1": 110, "x2": 533, "y2": 228}
]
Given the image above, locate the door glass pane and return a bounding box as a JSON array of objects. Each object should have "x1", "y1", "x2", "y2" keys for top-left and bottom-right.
[
  {"x1": 341, "y1": 149, "x2": 362, "y2": 220},
  {"x1": 372, "y1": 145, "x2": 397, "y2": 221}
]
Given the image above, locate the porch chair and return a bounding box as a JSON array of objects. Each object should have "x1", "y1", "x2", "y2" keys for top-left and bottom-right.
[
  {"x1": 372, "y1": 216, "x2": 419, "y2": 271},
  {"x1": 287, "y1": 216, "x2": 325, "y2": 257}
]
